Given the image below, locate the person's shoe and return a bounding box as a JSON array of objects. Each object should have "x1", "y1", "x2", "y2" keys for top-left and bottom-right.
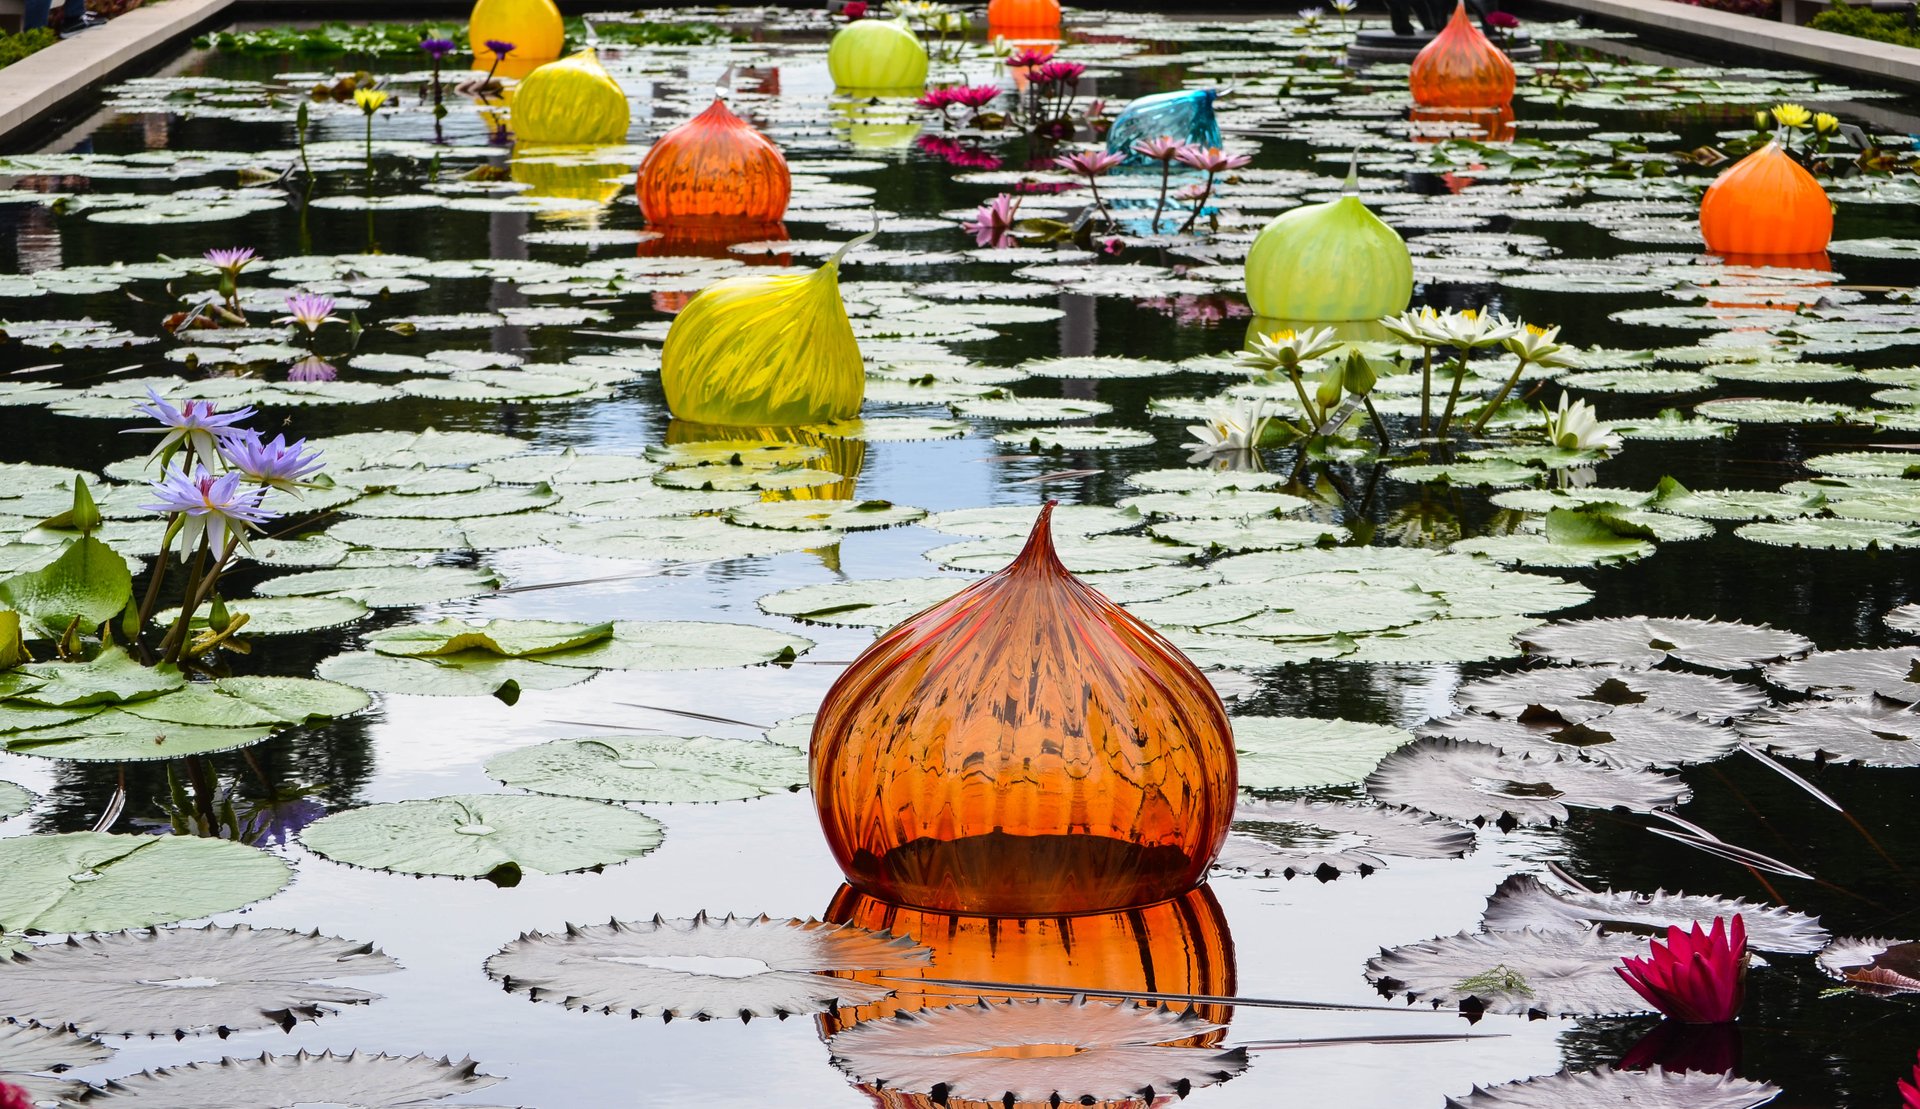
[{"x1": 59, "y1": 12, "x2": 107, "y2": 35}]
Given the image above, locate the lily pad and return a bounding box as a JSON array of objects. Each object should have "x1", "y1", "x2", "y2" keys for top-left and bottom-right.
[
  {"x1": 1482, "y1": 874, "x2": 1828, "y2": 954},
  {"x1": 0, "y1": 832, "x2": 291, "y2": 934},
  {"x1": 81, "y1": 1050, "x2": 507, "y2": 1108},
  {"x1": 1231, "y1": 716, "x2": 1417, "y2": 791},
  {"x1": 1365, "y1": 738, "x2": 1690, "y2": 828},
  {"x1": 1367, "y1": 928, "x2": 1652, "y2": 1017},
  {"x1": 1216, "y1": 800, "x2": 1474, "y2": 879},
  {"x1": 486, "y1": 913, "x2": 932, "y2": 1021},
  {"x1": 486, "y1": 736, "x2": 806, "y2": 803},
  {"x1": 1520, "y1": 616, "x2": 1811, "y2": 670},
  {"x1": 1815, "y1": 936, "x2": 1920, "y2": 995},
  {"x1": 1763, "y1": 647, "x2": 1920, "y2": 703},
  {"x1": 314, "y1": 652, "x2": 594, "y2": 699},
  {"x1": 1455, "y1": 666, "x2": 1765, "y2": 723},
  {"x1": 252, "y1": 566, "x2": 499, "y2": 608},
  {"x1": 1739, "y1": 698, "x2": 1920, "y2": 766},
  {"x1": 1417, "y1": 706, "x2": 1738, "y2": 770},
  {"x1": 757, "y1": 577, "x2": 962, "y2": 628},
  {"x1": 725, "y1": 499, "x2": 926, "y2": 532},
  {"x1": 0, "y1": 1021, "x2": 109, "y2": 1106},
  {"x1": 298, "y1": 794, "x2": 665, "y2": 880},
  {"x1": 1444, "y1": 1068, "x2": 1781, "y2": 1108},
  {"x1": 0, "y1": 780, "x2": 34, "y2": 821},
  {"x1": 365, "y1": 618, "x2": 613, "y2": 659},
  {"x1": 0, "y1": 925, "x2": 398, "y2": 1037}
]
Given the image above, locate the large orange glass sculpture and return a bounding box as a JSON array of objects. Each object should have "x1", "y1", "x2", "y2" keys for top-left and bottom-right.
[
  {"x1": 1409, "y1": 2, "x2": 1515, "y2": 110},
  {"x1": 1698, "y1": 142, "x2": 1833, "y2": 256},
  {"x1": 637, "y1": 98, "x2": 791, "y2": 228},
  {"x1": 987, "y1": 0, "x2": 1062, "y2": 35},
  {"x1": 810, "y1": 504, "x2": 1238, "y2": 916}
]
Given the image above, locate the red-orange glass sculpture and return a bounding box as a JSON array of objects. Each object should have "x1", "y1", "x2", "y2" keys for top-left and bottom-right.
[
  {"x1": 1698, "y1": 142, "x2": 1833, "y2": 257},
  {"x1": 636, "y1": 97, "x2": 791, "y2": 227},
  {"x1": 1409, "y1": 2, "x2": 1515, "y2": 110},
  {"x1": 1409, "y1": 103, "x2": 1515, "y2": 145},
  {"x1": 810, "y1": 504, "x2": 1238, "y2": 916},
  {"x1": 988, "y1": 0, "x2": 1061, "y2": 35}
]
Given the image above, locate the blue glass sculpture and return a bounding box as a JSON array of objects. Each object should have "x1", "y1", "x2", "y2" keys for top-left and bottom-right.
[{"x1": 1106, "y1": 89, "x2": 1223, "y2": 168}]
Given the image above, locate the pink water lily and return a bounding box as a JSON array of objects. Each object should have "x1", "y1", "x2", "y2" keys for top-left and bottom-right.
[
  {"x1": 276, "y1": 292, "x2": 341, "y2": 335},
  {"x1": 1032, "y1": 60, "x2": 1085, "y2": 87},
  {"x1": 1902, "y1": 1049, "x2": 1920, "y2": 1109},
  {"x1": 141, "y1": 462, "x2": 278, "y2": 555},
  {"x1": 1132, "y1": 135, "x2": 1183, "y2": 162},
  {"x1": 961, "y1": 193, "x2": 1020, "y2": 249},
  {"x1": 1006, "y1": 47, "x2": 1051, "y2": 69},
  {"x1": 223, "y1": 429, "x2": 325, "y2": 492},
  {"x1": 1173, "y1": 144, "x2": 1252, "y2": 174},
  {"x1": 1055, "y1": 150, "x2": 1124, "y2": 177},
  {"x1": 126, "y1": 388, "x2": 256, "y2": 462},
  {"x1": 202, "y1": 246, "x2": 256, "y2": 276},
  {"x1": 0, "y1": 1079, "x2": 30, "y2": 1109},
  {"x1": 1615, "y1": 915, "x2": 1747, "y2": 1024}
]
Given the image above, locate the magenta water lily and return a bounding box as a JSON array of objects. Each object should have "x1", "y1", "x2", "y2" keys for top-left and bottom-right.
[
  {"x1": 278, "y1": 292, "x2": 342, "y2": 335},
  {"x1": 961, "y1": 193, "x2": 1021, "y2": 249}
]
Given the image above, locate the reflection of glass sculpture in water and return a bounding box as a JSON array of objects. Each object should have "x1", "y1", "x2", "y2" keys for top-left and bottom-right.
[
  {"x1": 637, "y1": 98, "x2": 791, "y2": 228},
  {"x1": 664, "y1": 419, "x2": 865, "y2": 503},
  {"x1": 1408, "y1": 102, "x2": 1515, "y2": 145},
  {"x1": 509, "y1": 146, "x2": 628, "y2": 222},
  {"x1": 1409, "y1": 1, "x2": 1515, "y2": 110},
  {"x1": 1699, "y1": 142, "x2": 1832, "y2": 257},
  {"x1": 811, "y1": 504, "x2": 1238, "y2": 916},
  {"x1": 637, "y1": 222, "x2": 789, "y2": 313},
  {"x1": 821, "y1": 884, "x2": 1235, "y2": 1109}
]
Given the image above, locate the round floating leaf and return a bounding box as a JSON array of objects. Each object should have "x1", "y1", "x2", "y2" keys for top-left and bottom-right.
[
  {"x1": 1016, "y1": 356, "x2": 1182, "y2": 379},
  {"x1": 1763, "y1": 647, "x2": 1920, "y2": 703},
  {"x1": 366, "y1": 618, "x2": 613, "y2": 659},
  {"x1": 1231, "y1": 716, "x2": 1416, "y2": 791},
  {"x1": 1365, "y1": 738, "x2": 1690, "y2": 828},
  {"x1": 1482, "y1": 873, "x2": 1827, "y2": 953},
  {"x1": 926, "y1": 534, "x2": 1189, "y2": 573},
  {"x1": 919, "y1": 505, "x2": 1139, "y2": 538},
  {"x1": 5, "y1": 710, "x2": 273, "y2": 762},
  {"x1": 1126, "y1": 469, "x2": 1292, "y2": 494},
  {"x1": 299, "y1": 794, "x2": 664, "y2": 879},
  {"x1": 1739, "y1": 698, "x2": 1920, "y2": 766},
  {"x1": 758, "y1": 577, "x2": 962, "y2": 628},
  {"x1": 1649, "y1": 486, "x2": 1823, "y2": 521},
  {"x1": 0, "y1": 924, "x2": 398, "y2": 1037},
  {"x1": 949, "y1": 396, "x2": 1115, "y2": 422},
  {"x1": 314, "y1": 651, "x2": 593, "y2": 699},
  {"x1": 0, "y1": 832, "x2": 291, "y2": 934},
  {"x1": 157, "y1": 596, "x2": 370, "y2": 635},
  {"x1": 1886, "y1": 603, "x2": 1920, "y2": 636},
  {"x1": 486, "y1": 735, "x2": 806, "y2": 803},
  {"x1": 1120, "y1": 489, "x2": 1310, "y2": 520},
  {"x1": 647, "y1": 441, "x2": 825, "y2": 469},
  {"x1": 557, "y1": 516, "x2": 827, "y2": 562},
  {"x1": 1805, "y1": 451, "x2": 1920, "y2": 478},
  {"x1": 1692, "y1": 397, "x2": 1861, "y2": 424},
  {"x1": 1417, "y1": 707, "x2": 1738, "y2": 770},
  {"x1": 810, "y1": 417, "x2": 972, "y2": 442},
  {"x1": 1216, "y1": 800, "x2": 1473, "y2": 879},
  {"x1": 824, "y1": 999, "x2": 1246, "y2": 1105},
  {"x1": 994, "y1": 426, "x2": 1157, "y2": 451},
  {"x1": 1456, "y1": 666, "x2": 1764, "y2": 723},
  {"x1": 486, "y1": 912, "x2": 932, "y2": 1021},
  {"x1": 1736, "y1": 517, "x2": 1920, "y2": 550},
  {"x1": 8, "y1": 648, "x2": 183, "y2": 707},
  {"x1": 1444, "y1": 1067, "x2": 1781, "y2": 1108},
  {"x1": 0, "y1": 1021, "x2": 110, "y2": 1106},
  {"x1": 532, "y1": 621, "x2": 813, "y2": 671},
  {"x1": 1815, "y1": 936, "x2": 1920, "y2": 995},
  {"x1": 1388, "y1": 460, "x2": 1542, "y2": 488},
  {"x1": 1559, "y1": 369, "x2": 1715, "y2": 394},
  {"x1": 1367, "y1": 928, "x2": 1652, "y2": 1017},
  {"x1": 0, "y1": 780, "x2": 34, "y2": 821},
  {"x1": 81, "y1": 1050, "x2": 505, "y2": 1109},
  {"x1": 725, "y1": 499, "x2": 926, "y2": 532},
  {"x1": 1341, "y1": 616, "x2": 1540, "y2": 665},
  {"x1": 253, "y1": 566, "x2": 499, "y2": 608},
  {"x1": 1150, "y1": 517, "x2": 1347, "y2": 554},
  {"x1": 1520, "y1": 616, "x2": 1811, "y2": 670}
]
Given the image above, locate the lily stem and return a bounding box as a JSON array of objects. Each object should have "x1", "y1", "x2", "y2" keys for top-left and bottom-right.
[
  {"x1": 1436, "y1": 345, "x2": 1473, "y2": 437},
  {"x1": 1469, "y1": 355, "x2": 1534, "y2": 435}
]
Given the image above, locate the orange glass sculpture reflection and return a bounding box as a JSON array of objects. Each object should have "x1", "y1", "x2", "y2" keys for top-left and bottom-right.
[
  {"x1": 1698, "y1": 142, "x2": 1833, "y2": 256},
  {"x1": 810, "y1": 505, "x2": 1238, "y2": 916},
  {"x1": 988, "y1": 0, "x2": 1062, "y2": 36},
  {"x1": 822, "y1": 884, "x2": 1235, "y2": 1109},
  {"x1": 1409, "y1": 2, "x2": 1515, "y2": 110},
  {"x1": 637, "y1": 97, "x2": 792, "y2": 228},
  {"x1": 637, "y1": 223, "x2": 789, "y2": 313},
  {"x1": 1409, "y1": 103, "x2": 1515, "y2": 145}
]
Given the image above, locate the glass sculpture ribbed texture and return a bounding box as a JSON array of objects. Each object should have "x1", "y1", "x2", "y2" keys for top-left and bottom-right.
[
  {"x1": 1698, "y1": 141, "x2": 1833, "y2": 256},
  {"x1": 637, "y1": 98, "x2": 791, "y2": 227},
  {"x1": 810, "y1": 504, "x2": 1238, "y2": 916},
  {"x1": 1408, "y1": 2, "x2": 1515, "y2": 110}
]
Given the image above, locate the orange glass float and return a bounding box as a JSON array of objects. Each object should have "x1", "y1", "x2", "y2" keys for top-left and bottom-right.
[
  {"x1": 810, "y1": 504, "x2": 1238, "y2": 917},
  {"x1": 987, "y1": 0, "x2": 1062, "y2": 35},
  {"x1": 1698, "y1": 142, "x2": 1833, "y2": 257},
  {"x1": 1409, "y1": 2, "x2": 1515, "y2": 110},
  {"x1": 637, "y1": 97, "x2": 791, "y2": 228}
]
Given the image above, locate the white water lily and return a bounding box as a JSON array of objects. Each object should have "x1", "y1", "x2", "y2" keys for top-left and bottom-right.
[
  {"x1": 1502, "y1": 322, "x2": 1573, "y2": 369},
  {"x1": 1428, "y1": 307, "x2": 1520, "y2": 350},
  {"x1": 1185, "y1": 401, "x2": 1273, "y2": 466},
  {"x1": 1379, "y1": 306, "x2": 1442, "y2": 346},
  {"x1": 1542, "y1": 394, "x2": 1622, "y2": 452},
  {"x1": 1240, "y1": 326, "x2": 1342, "y2": 371}
]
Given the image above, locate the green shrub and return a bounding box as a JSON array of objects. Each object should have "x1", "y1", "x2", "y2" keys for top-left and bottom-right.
[
  {"x1": 1809, "y1": 0, "x2": 1920, "y2": 47},
  {"x1": 0, "y1": 28, "x2": 57, "y2": 69}
]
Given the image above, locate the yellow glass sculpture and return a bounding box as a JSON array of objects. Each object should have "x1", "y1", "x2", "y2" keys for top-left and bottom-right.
[
  {"x1": 664, "y1": 420, "x2": 865, "y2": 502},
  {"x1": 658, "y1": 231, "x2": 875, "y2": 427},
  {"x1": 469, "y1": 0, "x2": 564, "y2": 66},
  {"x1": 827, "y1": 18, "x2": 930, "y2": 93},
  {"x1": 834, "y1": 99, "x2": 923, "y2": 150},
  {"x1": 508, "y1": 49, "x2": 629, "y2": 145},
  {"x1": 1244, "y1": 162, "x2": 1412, "y2": 322}
]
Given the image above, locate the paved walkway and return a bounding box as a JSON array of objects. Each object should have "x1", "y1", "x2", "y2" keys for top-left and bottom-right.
[
  {"x1": 1526, "y1": 0, "x2": 1920, "y2": 89},
  {"x1": 0, "y1": 0, "x2": 233, "y2": 149}
]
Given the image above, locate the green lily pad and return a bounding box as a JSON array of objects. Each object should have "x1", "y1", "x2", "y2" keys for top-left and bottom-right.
[
  {"x1": 0, "y1": 832, "x2": 291, "y2": 933},
  {"x1": 949, "y1": 396, "x2": 1115, "y2": 422},
  {"x1": 926, "y1": 534, "x2": 1190, "y2": 573},
  {"x1": 486, "y1": 735, "x2": 807, "y2": 803},
  {"x1": 534, "y1": 621, "x2": 814, "y2": 671},
  {"x1": 252, "y1": 566, "x2": 500, "y2": 608},
  {"x1": 0, "y1": 780, "x2": 34, "y2": 820},
  {"x1": 299, "y1": 794, "x2": 665, "y2": 879},
  {"x1": 1692, "y1": 398, "x2": 1862, "y2": 424},
  {"x1": 919, "y1": 505, "x2": 1138, "y2": 538},
  {"x1": 0, "y1": 534, "x2": 133, "y2": 639},
  {"x1": 725, "y1": 499, "x2": 927, "y2": 532},
  {"x1": 994, "y1": 426, "x2": 1157, "y2": 451},
  {"x1": 4, "y1": 710, "x2": 273, "y2": 761},
  {"x1": 1119, "y1": 489, "x2": 1311, "y2": 520},
  {"x1": 758, "y1": 577, "x2": 964, "y2": 627},
  {"x1": 1387, "y1": 460, "x2": 1542, "y2": 488},
  {"x1": 1150, "y1": 517, "x2": 1347, "y2": 554},
  {"x1": 343, "y1": 486, "x2": 559, "y2": 519},
  {"x1": 1735, "y1": 517, "x2": 1920, "y2": 550},
  {"x1": 9, "y1": 648, "x2": 183, "y2": 707},
  {"x1": 1233, "y1": 716, "x2": 1417, "y2": 791},
  {"x1": 366, "y1": 618, "x2": 615, "y2": 659},
  {"x1": 156, "y1": 596, "x2": 371, "y2": 635}
]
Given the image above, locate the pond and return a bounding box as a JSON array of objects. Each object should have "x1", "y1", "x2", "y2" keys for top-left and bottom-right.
[{"x1": 1, "y1": 5, "x2": 1918, "y2": 1107}]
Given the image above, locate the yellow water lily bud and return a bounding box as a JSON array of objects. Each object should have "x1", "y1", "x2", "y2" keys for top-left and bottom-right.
[
  {"x1": 660, "y1": 232, "x2": 877, "y2": 427},
  {"x1": 1813, "y1": 112, "x2": 1840, "y2": 134},
  {"x1": 509, "y1": 48, "x2": 630, "y2": 145},
  {"x1": 1753, "y1": 110, "x2": 1771, "y2": 131}
]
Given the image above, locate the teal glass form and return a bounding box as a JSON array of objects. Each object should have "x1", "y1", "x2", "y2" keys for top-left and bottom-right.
[{"x1": 1106, "y1": 89, "x2": 1223, "y2": 168}]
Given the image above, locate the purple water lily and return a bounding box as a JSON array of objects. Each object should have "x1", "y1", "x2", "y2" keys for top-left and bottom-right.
[
  {"x1": 276, "y1": 292, "x2": 341, "y2": 335},
  {"x1": 287, "y1": 356, "x2": 338, "y2": 383},
  {"x1": 126, "y1": 388, "x2": 256, "y2": 462},
  {"x1": 223, "y1": 429, "x2": 324, "y2": 492},
  {"x1": 418, "y1": 36, "x2": 456, "y2": 59},
  {"x1": 484, "y1": 38, "x2": 515, "y2": 57},
  {"x1": 202, "y1": 246, "x2": 256, "y2": 277},
  {"x1": 141, "y1": 463, "x2": 278, "y2": 555}
]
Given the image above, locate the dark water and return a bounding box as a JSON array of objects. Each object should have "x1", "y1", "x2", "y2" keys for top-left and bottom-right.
[{"x1": 0, "y1": 9, "x2": 1917, "y2": 1108}]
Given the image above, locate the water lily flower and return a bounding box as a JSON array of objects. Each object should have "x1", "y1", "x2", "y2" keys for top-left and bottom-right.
[
  {"x1": 843, "y1": 0, "x2": 869, "y2": 17},
  {"x1": 418, "y1": 36, "x2": 456, "y2": 58},
  {"x1": 1006, "y1": 47, "x2": 1051, "y2": 69},
  {"x1": 1900, "y1": 1048, "x2": 1919, "y2": 1108},
  {"x1": 916, "y1": 88, "x2": 958, "y2": 110},
  {"x1": 277, "y1": 292, "x2": 342, "y2": 334},
  {"x1": 962, "y1": 193, "x2": 1020, "y2": 249},
  {"x1": 1055, "y1": 150, "x2": 1123, "y2": 177},
  {"x1": 1502, "y1": 321, "x2": 1570, "y2": 367},
  {"x1": 1406, "y1": 306, "x2": 1519, "y2": 350},
  {"x1": 1542, "y1": 393, "x2": 1621, "y2": 452},
  {"x1": 1185, "y1": 400, "x2": 1272, "y2": 464},
  {"x1": 1380, "y1": 306, "x2": 1443, "y2": 346},
  {"x1": 1032, "y1": 60, "x2": 1086, "y2": 87},
  {"x1": 1100, "y1": 236, "x2": 1124, "y2": 255},
  {"x1": 1752, "y1": 109, "x2": 1771, "y2": 131},
  {"x1": 202, "y1": 246, "x2": 256, "y2": 278},
  {"x1": 1242, "y1": 326, "x2": 1342, "y2": 370},
  {"x1": 484, "y1": 38, "x2": 515, "y2": 57},
  {"x1": 127, "y1": 388, "x2": 256, "y2": 462},
  {"x1": 1813, "y1": 111, "x2": 1840, "y2": 134},
  {"x1": 1771, "y1": 102, "x2": 1811, "y2": 129},
  {"x1": 1615, "y1": 915, "x2": 1747, "y2": 1024},
  {"x1": 1173, "y1": 145, "x2": 1252, "y2": 174},
  {"x1": 949, "y1": 85, "x2": 1001, "y2": 110},
  {"x1": 141, "y1": 463, "x2": 278, "y2": 555},
  {"x1": 287, "y1": 356, "x2": 338, "y2": 383},
  {"x1": 223, "y1": 429, "x2": 325, "y2": 492},
  {"x1": 1486, "y1": 9, "x2": 1519, "y2": 27},
  {"x1": 353, "y1": 87, "x2": 389, "y2": 114},
  {"x1": 1331, "y1": 0, "x2": 1357, "y2": 11}
]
